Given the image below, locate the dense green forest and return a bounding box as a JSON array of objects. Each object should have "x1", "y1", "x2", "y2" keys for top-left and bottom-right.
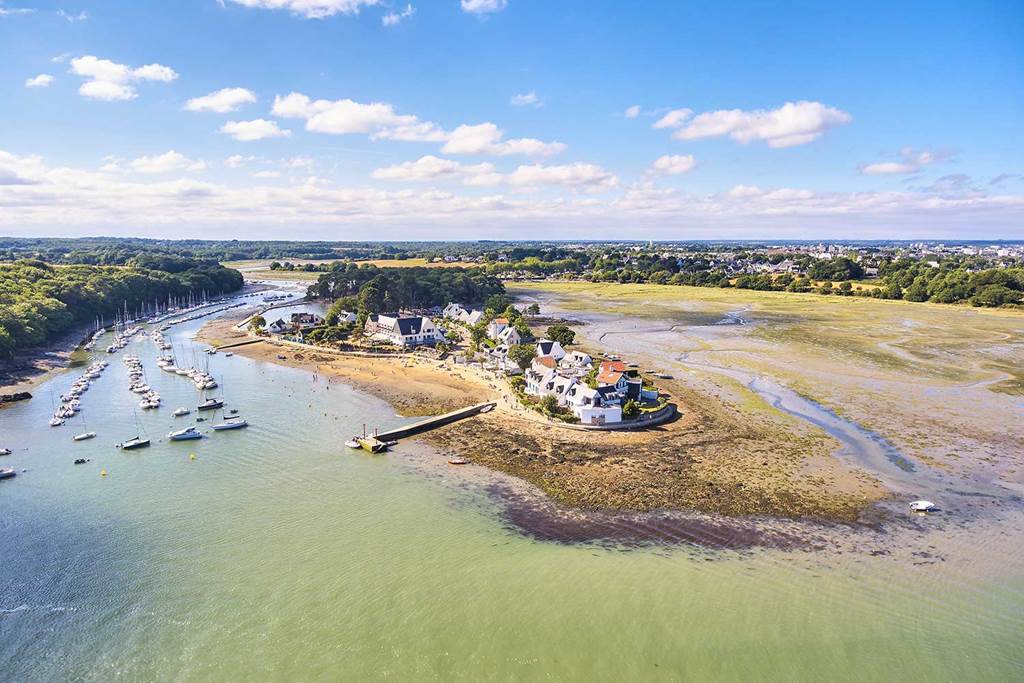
[
  {"x1": 305, "y1": 263, "x2": 504, "y2": 313},
  {"x1": 0, "y1": 259, "x2": 243, "y2": 358}
]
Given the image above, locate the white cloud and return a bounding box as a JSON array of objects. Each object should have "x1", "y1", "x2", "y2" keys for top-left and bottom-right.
[
  {"x1": 220, "y1": 119, "x2": 292, "y2": 141},
  {"x1": 657, "y1": 101, "x2": 851, "y2": 148},
  {"x1": 461, "y1": 0, "x2": 506, "y2": 14},
  {"x1": 372, "y1": 155, "x2": 497, "y2": 184},
  {"x1": 442, "y1": 123, "x2": 565, "y2": 157},
  {"x1": 382, "y1": 3, "x2": 414, "y2": 25},
  {"x1": 508, "y1": 163, "x2": 618, "y2": 192},
  {"x1": 0, "y1": 3, "x2": 34, "y2": 16},
  {"x1": 272, "y1": 92, "x2": 443, "y2": 140},
  {"x1": 861, "y1": 148, "x2": 948, "y2": 175},
  {"x1": 253, "y1": 170, "x2": 281, "y2": 178},
  {"x1": 57, "y1": 9, "x2": 88, "y2": 21},
  {"x1": 285, "y1": 156, "x2": 313, "y2": 169},
  {"x1": 51, "y1": 52, "x2": 72, "y2": 63},
  {"x1": 1, "y1": 149, "x2": 1022, "y2": 238},
  {"x1": 223, "y1": 0, "x2": 379, "y2": 19},
  {"x1": 274, "y1": 91, "x2": 563, "y2": 156},
  {"x1": 225, "y1": 154, "x2": 258, "y2": 168},
  {"x1": 624, "y1": 105, "x2": 641, "y2": 119},
  {"x1": 649, "y1": 154, "x2": 696, "y2": 176},
  {"x1": 25, "y1": 74, "x2": 54, "y2": 88},
  {"x1": 130, "y1": 151, "x2": 206, "y2": 174},
  {"x1": 372, "y1": 156, "x2": 615, "y2": 191},
  {"x1": 652, "y1": 108, "x2": 692, "y2": 129},
  {"x1": 185, "y1": 87, "x2": 257, "y2": 113},
  {"x1": 69, "y1": 55, "x2": 178, "y2": 101},
  {"x1": 511, "y1": 91, "x2": 542, "y2": 108}
]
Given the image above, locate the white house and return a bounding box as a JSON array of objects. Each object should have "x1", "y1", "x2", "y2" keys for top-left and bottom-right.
[
  {"x1": 268, "y1": 318, "x2": 290, "y2": 335},
  {"x1": 536, "y1": 339, "x2": 566, "y2": 362},
  {"x1": 564, "y1": 384, "x2": 622, "y2": 425},
  {"x1": 460, "y1": 309, "x2": 484, "y2": 326},
  {"x1": 333, "y1": 309, "x2": 357, "y2": 324},
  {"x1": 497, "y1": 326, "x2": 522, "y2": 346},
  {"x1": 365, "y1": 314, "x2": 443, "y2": 347},
  {"x1": 560, "y1": 351, "x2": 593, "y2": 370},
  {"x1": 487, "y1": 318, "x2": 509, "y2": 340}
]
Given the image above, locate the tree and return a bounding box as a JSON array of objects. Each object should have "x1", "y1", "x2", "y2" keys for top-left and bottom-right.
[
  {"x1": 540, "y1": 394, "x2": 559, "y2": 414},
  {"x1": 508, "y1": 343, "x2": 537, "y2": 370},
  {"x1": 545, "y1": 324, "x2": 575, "y2": 346},
  {"x1": 526, "y1": 303, "x2": 540, "y2": 315},
  {"x1": 249, "y1": 315, "x2": 266, "y2": 334},
  {"x1": 622, "y1": 399, "x2": 641, "y2": 419},
  {"x1": 838, "y1": 281, "x2": 854, "y2": 296},
  {"x1": 970, "y1": 284, "x2": 1022, "y2": 307}
]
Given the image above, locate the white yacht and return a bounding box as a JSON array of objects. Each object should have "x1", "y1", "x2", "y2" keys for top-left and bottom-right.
[{"x1": 168, "y1": 426, "x2": 202, "y2": 441}]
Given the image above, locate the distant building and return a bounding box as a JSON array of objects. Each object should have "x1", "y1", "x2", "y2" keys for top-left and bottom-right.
[{"x1": 535, "y1": 339, "x2": 567, "y2": 362}]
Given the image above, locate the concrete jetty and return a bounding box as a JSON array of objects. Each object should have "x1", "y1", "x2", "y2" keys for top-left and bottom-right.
[{"x1": 373, "y1": 402, "x2": 496, "y2": 444}]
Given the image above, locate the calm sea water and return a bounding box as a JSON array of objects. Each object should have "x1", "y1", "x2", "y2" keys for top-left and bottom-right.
[{"x1": 1, "y1": 303, "x2": 1023, "y2": 681}]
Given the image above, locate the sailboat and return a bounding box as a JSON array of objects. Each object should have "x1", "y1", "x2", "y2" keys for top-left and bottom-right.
[
  {"x1": 73, "y1": 414, "x2": 96, "y2": 441},
  {"x1": 211, "y1": 417, "x2": 248, "y2": 431},
  {"x1": 118, "y1": 409, "x2": 151, "y2": 450}
]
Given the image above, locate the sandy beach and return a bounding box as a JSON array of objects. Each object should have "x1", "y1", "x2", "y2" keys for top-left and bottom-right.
[{"x1": 198, "y1": 314, "x2": 886, "y2": 522}]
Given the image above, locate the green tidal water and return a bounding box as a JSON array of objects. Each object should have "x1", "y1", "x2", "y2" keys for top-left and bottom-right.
[{"x1": 2, "y1": 305, "x2": 1023, "y2": 681}]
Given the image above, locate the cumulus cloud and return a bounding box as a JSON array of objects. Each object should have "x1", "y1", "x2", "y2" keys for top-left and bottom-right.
[
  {"x1": 69, "y1": 55, "x2": 178, "y2": 101},
  {"x1": 511, "y1": 91, "x2": 542, "y2": 108},
  {"x1": 25, "y1": 74, "x2": 54, "y2": 88},
  {"x1": 861, "y1": 148, "x2": 949, "y2": 175},
  {"x1": 508, "y1": 163, "x2": 618, "y2": 192},
  {"x1": 130, "y1": 150, "x2": 207, "y2": 174},
  {"x1": 253, "y1": 170, "x2": 281, "y2": 178},
  {"x1": 655, "y1": 101, "x2": 851, "y2": 148},
  {"x1": 224, "y1": 154, "x2": 258, "y2": 168},
  {"x1": 373, "y1": 155, "x2": 496, "y2": 183},
  {"x1": 220, "y1": 119, "x2": 291, "y2": 141},
  {"x1": 222, "y1": 0, "x2": 380, "y2": 19},
  {"x1": 442, "y1": 123, "x2": 565, "y2": 157},
  {"x1": 461, "y1": 0, "x2": 506, "y2": 14},
  {"x1": 373, "y1": 156, "x2": 615, "y2": 191},
  {"x1": 185, "y1": 87, "x2": 257, "y2": 113},
  {"x1": 5, "y1": 148, "x2": 1018, "y2": 237},
  {"x1": 652, "y1": 108, "x2": 692, "y2": 129},
  {"x1": 624, "y1": 105, "x2": 641, "y2": 119},
  {"x1": 273, "y1": 92, "x2": 564, "y2": 156},
  {"x1": 649, "y1": 154, "x2": 696, "y2": 176},
  {"x1": 382, "y1": 3, "x2": 414, "y2": 25}
]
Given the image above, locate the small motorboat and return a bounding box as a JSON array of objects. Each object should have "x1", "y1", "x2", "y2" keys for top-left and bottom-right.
[
  {"x1": 197, "y1": 398, "x2": 224, "y2": 411},
  {"x1": 447, "y1": 456, "x2": 470, "y2": 465},
  {"x1": 73, "y1": 432, "x2": 97, "y2": 442},
  {"x1": 225, "y1": 352, "x2": 234, "y2": 357},
  {"x1": 212, "y1": 418, "x2": 248, "y2": 431},
  {"x1": 0, "y1": 448, "x2": 11, "y2": 456},
  {"x1": 118, "y1": 437, "x2": 151, "y2": 450},
  {"x1": 909, "y1": 500, "x2": 936, "y2": 512},
  {"x1": 345, "y1": 438, "x2": 362, "y2": 449},
  {"x1": 49, "y1": 417, "x2": 65, "y2": 427},
  {"x1": 0, "y1": 467, "x2": 16, "y2": 480},
  {"x1": 172, "y1": 407, "x2": 190, "y2": 417},
  {"x1": 168, "y1": 426, "x2": 202, "y2": 441},
  {"x1": 73, "y1": 458, "x2": 89, "y2": 465}
]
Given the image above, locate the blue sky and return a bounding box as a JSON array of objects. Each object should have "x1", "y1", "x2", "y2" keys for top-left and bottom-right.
[{"x1": 1, "y1": 0, "x2": 1022, "y2": 239}]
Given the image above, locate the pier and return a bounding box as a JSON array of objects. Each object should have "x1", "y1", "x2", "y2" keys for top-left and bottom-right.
[{"x1": 356, "y1": 402, "x2": 496, "y2": 452}]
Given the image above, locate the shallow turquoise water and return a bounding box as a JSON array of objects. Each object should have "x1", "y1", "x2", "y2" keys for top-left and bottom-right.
[{"x1": 1, "y1": 305, "x2": 1023, "y2": 681}]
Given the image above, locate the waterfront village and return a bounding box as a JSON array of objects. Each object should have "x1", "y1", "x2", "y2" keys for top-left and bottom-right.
[{"x1": 260, "y1": 302, "x2": 670, "y2": 427}]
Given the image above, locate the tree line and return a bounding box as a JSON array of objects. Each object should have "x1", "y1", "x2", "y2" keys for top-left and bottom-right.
[{"x1": 0, "y1": 259, "x2": 243, "y2": 358}]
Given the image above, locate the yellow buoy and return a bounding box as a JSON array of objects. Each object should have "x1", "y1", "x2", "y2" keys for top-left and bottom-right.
[
  {"x1": 190, "y1": 453, "x2": 196, "y2": 460},
  {"x1": 100, "y1": 469, "x2": 107, "y2": 477}
]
